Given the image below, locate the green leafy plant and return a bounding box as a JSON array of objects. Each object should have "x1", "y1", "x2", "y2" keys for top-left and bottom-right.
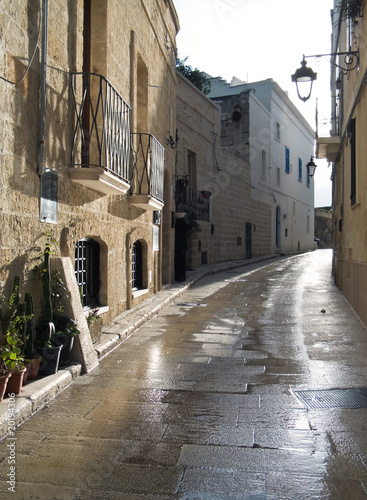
[
  {"x1": 0, "y1": 276, "x2": 33, "y2": 372},
  {"x1": 176, "y1": 57, "x2": 211, "y2": 95},
  {"x1": 33, "y1": 233, "x2": 80, "y2": 349},
  {"x1": 34, "y1": 238, "x2": 55, "y2": 348},
  {"x1": 54, "y1": 316, "x2": 80, "y2": 339},
  {"x1": 24, "y1": 292, "x2": 37, "y2": 360},
  {"x1": 86, "y1": 308, "x2": 99, "y2": 326}
]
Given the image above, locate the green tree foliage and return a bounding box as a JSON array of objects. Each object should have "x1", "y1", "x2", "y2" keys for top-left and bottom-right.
[{"x1": 176, "y1": 57, "x2": 211, "y2": 95}]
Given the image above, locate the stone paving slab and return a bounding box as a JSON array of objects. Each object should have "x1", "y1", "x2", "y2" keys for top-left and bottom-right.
[
  {"x1": 0, "y1": 364, "x2": 81, "y2": 437},
  {"x1": 1, "y1": 250, "x2": 367, "y2": 498},
  {"x1": 0, "y1": 255, "x2": 276, "y2": 440}
]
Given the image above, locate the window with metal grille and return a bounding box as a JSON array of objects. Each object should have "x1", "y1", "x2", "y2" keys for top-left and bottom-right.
[
  {"x1": 132, "y1": 241, "x2": 143, "y2": 290},
  {"x1": 75, "y1": 238, "x2": 100, "y2": 308}
]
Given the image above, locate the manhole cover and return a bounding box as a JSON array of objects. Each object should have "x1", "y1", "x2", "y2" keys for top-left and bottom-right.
[{"x1": 294, "y1": 388, "x2": 367, "y2": 409}]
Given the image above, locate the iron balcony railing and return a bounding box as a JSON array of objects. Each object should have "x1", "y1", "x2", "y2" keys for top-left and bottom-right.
[
  {"x1": 70, "y1": 72, "x2": 131, "y2": 183},
  {"x1": 175, "y1": 176, "x2": 210, "y2": 222},
  {"x1": 130, "y1": 133, "x2": 165, "y2": 203}
]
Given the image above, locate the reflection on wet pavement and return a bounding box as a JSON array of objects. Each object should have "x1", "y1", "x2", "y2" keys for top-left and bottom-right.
[{"x1": 2, "y1": 250, "x2": 367, "y2": 499}]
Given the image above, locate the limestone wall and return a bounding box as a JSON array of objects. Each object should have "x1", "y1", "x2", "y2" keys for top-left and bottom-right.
[
  {"x1": 315, "y1": 209, "x2": 332, "y2": 248},
  {"x1": 176, "y1": 72, "x2": 272, "y2": 270},
  {"x1": 0, "y1": 0, "x2": 178, "y2": 330}
]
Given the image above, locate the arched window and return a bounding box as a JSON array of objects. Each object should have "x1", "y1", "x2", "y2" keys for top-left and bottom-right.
[
  {"x1": 75, "y1": 238, "x2": 100, "y2": 308},
  {"x1": 132, "y1": 240, "x2": 143, "y2": 290}
]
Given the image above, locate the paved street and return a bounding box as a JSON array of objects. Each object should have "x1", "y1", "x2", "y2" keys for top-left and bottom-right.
[{"x1": 1, "y1": 249, "x2": 367, "y2": 499}]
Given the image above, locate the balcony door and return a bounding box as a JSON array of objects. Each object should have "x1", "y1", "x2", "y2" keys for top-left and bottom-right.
[
  {"x1": 82, "y1": 0, "x2": 108, "y2": 164},
  {"x1": 82, "y1": 0, "x2": 91, "y2": 163}
]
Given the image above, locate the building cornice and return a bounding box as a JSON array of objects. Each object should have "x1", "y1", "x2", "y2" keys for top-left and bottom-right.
[{"x1": 166, "y1": 0, "x2": 180, "y2": 33}]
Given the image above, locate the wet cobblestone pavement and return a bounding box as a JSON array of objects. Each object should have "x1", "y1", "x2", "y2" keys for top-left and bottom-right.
[{"x1": 1, "y1": 250, "x2": 367, "y2": 499}]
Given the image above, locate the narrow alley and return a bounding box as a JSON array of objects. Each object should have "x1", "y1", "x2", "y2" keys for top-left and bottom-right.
[{"x1": 1, "y1": 250, "x2": 367, "y2": 499}]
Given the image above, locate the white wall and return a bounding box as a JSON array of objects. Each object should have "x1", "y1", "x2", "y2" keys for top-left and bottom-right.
[{"x1": 249, "y1": 82, "x2": 315, "y2": 253}]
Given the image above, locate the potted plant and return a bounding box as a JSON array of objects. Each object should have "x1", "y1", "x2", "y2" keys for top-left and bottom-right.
[
  {"x1": 22, "y1": 293, "x2": 41, "y2": 382},
  {"x1": 0, "y1": 276, "x2": 31, "y2": 394},
  {"x1": 34, "y1": 240, "x2": 62, "y2": 376},
  {"x1": 53, "y1": 316, "x2": 80, "y2": 364},
  {"x1": 86, "y1": 308, "x2": 101, "y2": 344},
  {"x1": 0, "y1": 369, "x2": 11, "y2": 402},
  {"x1": 33, "y1": 233, "x2": 82, "y2": 374}
]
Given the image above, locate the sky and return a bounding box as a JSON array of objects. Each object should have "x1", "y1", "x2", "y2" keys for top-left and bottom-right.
[{"x1": 174, "y1": 0, "x2": 334, "y2": 207}]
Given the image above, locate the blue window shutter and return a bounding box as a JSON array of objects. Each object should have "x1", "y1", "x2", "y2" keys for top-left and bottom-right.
[
  {"x1": 285, "y1": 147, "x2": 290, "y2": 174},
  {"x1": 298, "y1": 158, "x2": 302, "y2": 182}
]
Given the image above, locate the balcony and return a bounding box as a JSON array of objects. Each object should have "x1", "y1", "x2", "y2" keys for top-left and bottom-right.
[
  {"x1": 315, "y1": 99, "x2": 340, "y2": 163},
  {"x1": 175, "y1": 176, "x2": 210, "y2": 222},
  {"x1": 129, "y1": 133, "x2": 165, "y2": 211},
  {"x1": 316, "y1": 136, "x2": 341, "y2": 162},
  {"x1": 69, "y1": 73, "x2": 131, "y2": 195}
]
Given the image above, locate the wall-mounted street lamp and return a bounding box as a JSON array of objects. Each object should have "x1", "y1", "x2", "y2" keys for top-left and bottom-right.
[
  {"x1": 306, "y1": 156, "x2": 317, "y2": 177},
  {"x1": 292, "y1": 51, "x2": 359, "y2": 102},
  {"x1": 291, "y1": 57, "x2": 317, "y2": 102}
]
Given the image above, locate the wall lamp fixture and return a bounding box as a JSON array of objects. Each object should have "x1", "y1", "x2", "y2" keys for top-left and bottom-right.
[
  {"x1": 306, "y1": 156, "x2": 317, "y2": 177},
  {"x1": 292, "y1": 51, "x2": 359, "y2": 102}
]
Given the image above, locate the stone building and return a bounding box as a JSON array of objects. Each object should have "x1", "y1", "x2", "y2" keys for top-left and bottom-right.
[
  {"x1": 0, "y1": 0, "x2": 318, "y2": 372},
  {"x1": 316, "y1": 0, "x2": 367, "y2": 326},
  {"x1": 208, "y1": 76, "x2": 316, "y2": 255},
  {"x1": 314, "y1": 208, "x2": 333, "y2": 248},
  {"x1": 175, "y1": 72, "x2": 271, "y2": 279},
  {"x1": 0, "y1": 0, "x2": 179, "y2": 371}
]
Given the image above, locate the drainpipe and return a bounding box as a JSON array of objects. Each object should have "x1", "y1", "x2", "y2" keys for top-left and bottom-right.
[
  {"x1": 38, "y1": 0, "x2": 57, "y2": 224},
  {"x1": 38, "y1": 0, "x2": 48, "y2": 177}
]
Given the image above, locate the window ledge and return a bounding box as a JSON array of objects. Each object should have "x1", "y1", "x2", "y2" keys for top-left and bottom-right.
[
  {"x1": 132, "y1": 288, "x2": 149, "y2": 299},
  {"x1": 84, "y1": 305, "x2": 109, "y2": 318},
  {"x1": 351, "y1": 202, "x2": 360, "y2": 210}
]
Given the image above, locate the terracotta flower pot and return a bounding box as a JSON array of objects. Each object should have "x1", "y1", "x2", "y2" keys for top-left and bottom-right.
[
  {"x1": 22, "y1": 363, "x2": 31, "y2": 385},
  {"x1": 0, "y1": 372, "x2": 11, "y2": 402},
  {"x1": 27, "y1": 356, "x2": 42, "y2": 380},
  {"x1": 7, "y1": 368, "x2": 26, "y2": 395}
]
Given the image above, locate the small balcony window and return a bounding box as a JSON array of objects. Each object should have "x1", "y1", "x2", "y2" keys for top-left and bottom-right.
[
  {"x1": 175, "y1": 176, "x2": 210, "y2": 222},
  {"x1": 69, "y1": 73, "x2": 131, "y2": 195},
  {"x1": 129, "y1": 133, "x2": 165, "y2": 211}
]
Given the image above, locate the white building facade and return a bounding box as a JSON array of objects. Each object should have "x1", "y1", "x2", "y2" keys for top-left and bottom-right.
[{"x1": 209, "y1": 76, "x2": 315, "y2": 254}]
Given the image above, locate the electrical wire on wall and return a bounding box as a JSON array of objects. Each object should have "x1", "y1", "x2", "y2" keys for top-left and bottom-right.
[{"x1": 0, "y1": 2, "x2": 41, "y2": 85}]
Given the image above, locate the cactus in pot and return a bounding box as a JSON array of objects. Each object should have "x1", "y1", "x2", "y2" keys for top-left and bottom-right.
[
  {"x1": 24, "y1": 293, "x2": 36, "y2": 359},
  {"x1": 23, "y1": 292, "x2": 41, "y2": 381},
  {"x1": 36, "y1": 243, "x2": 56, "y2": 348},
  {"x1": 34, "y1": 238, "x2": 62, "y2": 375}
]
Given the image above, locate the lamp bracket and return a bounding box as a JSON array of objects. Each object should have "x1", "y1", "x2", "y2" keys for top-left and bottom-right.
[{"x1": 303, "y1": 50, "x2": 359, "y2": 73}]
